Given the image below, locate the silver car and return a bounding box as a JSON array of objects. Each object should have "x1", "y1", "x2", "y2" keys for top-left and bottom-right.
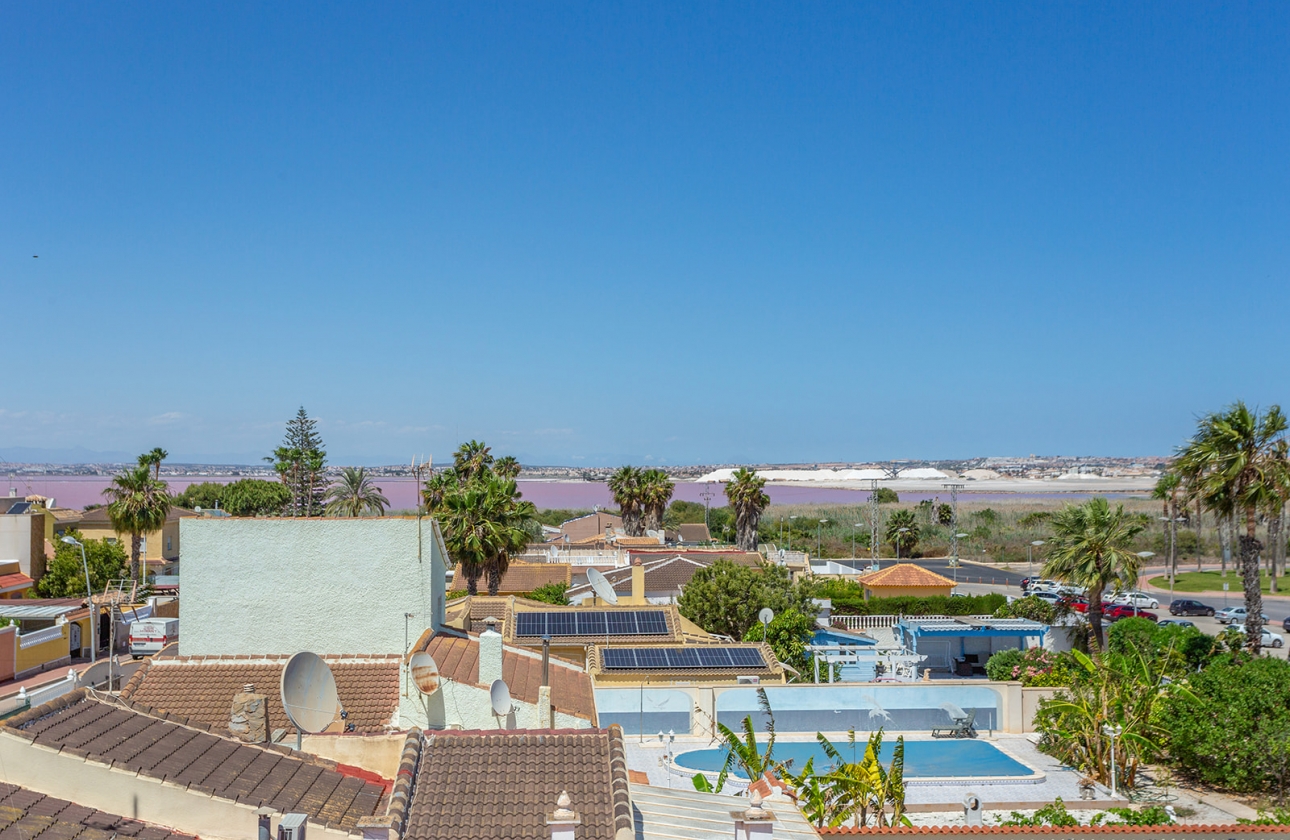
[
  {"x1": 1112, "y1": 591, "x2": 1160, "y2": 609},
  {"x1": 1216, "y1": 606, "x2": 1270, "y2": 625}
]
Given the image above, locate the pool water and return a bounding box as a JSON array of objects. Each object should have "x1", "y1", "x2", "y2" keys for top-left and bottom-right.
[{"x1": 674, "y1": 738, "x2": 1031, "y2": 779}]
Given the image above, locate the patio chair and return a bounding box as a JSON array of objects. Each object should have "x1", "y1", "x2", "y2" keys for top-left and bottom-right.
[{"x1": 931, "y1": 708, "x2": 977, "y2": 739}]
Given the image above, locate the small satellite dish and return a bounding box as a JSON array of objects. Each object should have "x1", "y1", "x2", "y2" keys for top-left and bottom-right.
[
  {"x1": 587, "y1": 567, "x2": 618, "y2": 605},
  {"x1": 758, "y1": 607, "x2": 775, "y2": 626},
  {"x1": 490, "y1": 679, "x2": 513, "y2": 717},
  {"x1": 281, "y1": 651, "x2": 339, "y2": 734},
  {"x1": 409, "y1": 651, "x2": 441, "y2": 696}
]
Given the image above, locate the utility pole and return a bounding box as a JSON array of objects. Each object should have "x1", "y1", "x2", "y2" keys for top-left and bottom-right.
[
  {"x1": 945, "y1": 483, "x2": 963, "y2": 565},
  {"x1": 869, "y1": 480, "x2": 880, "y2": 566},
  {"x1": 699, "y1": 483, "x2": 715, "y2": 532}
]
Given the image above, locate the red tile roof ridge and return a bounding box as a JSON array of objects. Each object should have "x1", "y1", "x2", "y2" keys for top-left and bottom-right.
[
  {"x1": 816, "y1": 826, "x2": 1290, "y2": 835},
  {"x1": 163, "y1": 653, "x2": 402, "y2": 664},
  {"x1": 119, "y1": 658, "x2": 151, "y2": 699},
  {"x1": 423, "y1": 727, "x2": 610, "y2": 738}
]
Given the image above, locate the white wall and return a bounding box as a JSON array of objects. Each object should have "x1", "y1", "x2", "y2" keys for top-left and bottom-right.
[
  {"x1": 0, "y1": 515, "x2": 35, "y2": 576},
  {"x1": 181, "y1": 518, "x2": 447, "y2": 657},
  {"x1": 399, "y1": 679, "x2": 588, "y2": 731}
]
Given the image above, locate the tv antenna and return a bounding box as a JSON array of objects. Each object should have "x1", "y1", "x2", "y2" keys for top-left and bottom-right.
[
  {"x1": 699, "y1": 483, "x2": 715, "y2": 531},
  {"x1": 409, "y1": 651, "x2": 441, "y2": 696},
  {"x1": 586, "y1": 567, "x2": 618, "y2": 606},
  {"x1": 490, "y1": 678, "x2": 514, "y2": 727},
  {"x1": 280, "y1": 651, "x2": 340, "y2": 751}
]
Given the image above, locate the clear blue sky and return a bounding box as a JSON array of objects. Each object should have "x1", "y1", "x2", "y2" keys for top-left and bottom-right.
[{"x1": 3, "y1": 3, "x2": 1288, "y2": 466}]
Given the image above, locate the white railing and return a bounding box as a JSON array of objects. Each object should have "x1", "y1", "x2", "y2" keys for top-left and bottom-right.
[
  {"x1": 18, "y1": 626, "x2": 64, "y2": 649},
  {"x1": 0, "y1": 669, "x2": 78, "y2": 718},
  {"x1": 523, "y1": 549, "x2": 628, "y2": 567},
  {"x1": 829, "y1": 614, "x2": 997, "y2": 631}
]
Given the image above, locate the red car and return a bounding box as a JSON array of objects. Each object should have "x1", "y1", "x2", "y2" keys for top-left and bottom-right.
[
  {"x1": 1102, "y1": 605, "x2": 1158, "y2": 622},
  {"x1": 1058, "y1": 596, "x2": 1089, "y2": 612}
]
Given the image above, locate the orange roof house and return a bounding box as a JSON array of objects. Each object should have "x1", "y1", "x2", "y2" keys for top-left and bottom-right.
[{"x1": 858, "y1": 563, "x2": 955, "y2": 599}]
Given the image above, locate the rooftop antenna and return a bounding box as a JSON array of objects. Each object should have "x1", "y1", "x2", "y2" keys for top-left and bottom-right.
[
  {"x1": 758, "y1": 607, "x2": 774, "y2": 642},
  {"x1": 490, "y1": 678, "x2": 514, "y2": 727},
  {"x1": 586, "y1": 566, "x2": 618, "y2": 606},
  {"x1": 409, "y1": 651, "x2": 442, "y2": 696},
  {"x1": 280, "y1": 651, "x2": 340, "y2": 752}
]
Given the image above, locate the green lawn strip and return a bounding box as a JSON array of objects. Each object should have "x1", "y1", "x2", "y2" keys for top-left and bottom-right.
[{"x1": 1149, "y1": 570, "x2": 1290, "y2": 594}]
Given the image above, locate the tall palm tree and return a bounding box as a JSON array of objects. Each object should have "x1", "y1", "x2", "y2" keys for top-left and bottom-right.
[
  {"x1": 453, "y1": 440, "x2": 494, "y2": 482},
  {"x1": 608, "y1": 466, "x2": 644, "y2": 536},
  {"x1": 639, "y1": 469, "x2": 675, "y2": 533},
  {"x1": 303, "y1": 449, "x2": 326, "y2": 516},
  {"x1": 267, "y1": 446, "x2": 302, "y2": 515},
  {"x1": 1041, "y1": 497, "x2": 1145, "y2": 652},
  {"x1": 1176, "y1": 402, "x2": 1289, "y2": 652},
  {"x1": 725, "y1": 468, "x2": 770, "y2": 551},
  {"x1": 1151, "y1": 471, "x2": 1181, "y2": 587},
  {"x1": 103, "y1": 463, "x2": 172, "y2": 583},
  {"x1": 433, "y1": 474, "x2": 534, "y2": 595},
  {"x1": 139, "y1": 447, "x2": 168, "y2": 481},
  {"x1": 325, "y1": 467, "x2": 390, "y2": 517},
  {"x1": 494, "y1": 455, "x2": 521, "y2": 480}
]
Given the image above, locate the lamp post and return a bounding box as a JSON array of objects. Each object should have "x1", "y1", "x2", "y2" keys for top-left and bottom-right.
[
  {"x1": 1028, "y1": 540, "x2": 1045, "y2": 577},
  {"x1": 817, "y1": 519, "x2": 829, "y2": 560},
  {"x1": 60, "y1": 536, "x2": 96, "y2": 663},
  {"x1": 1103, "y1": 723, "x2": 1124, "y2": 799},
  {"x1": 1136, "y1": 551, "x2": 1158, "y2": 596},
  {"x1": 895, "y1": 527, "x2": 910, "y2": 562}
]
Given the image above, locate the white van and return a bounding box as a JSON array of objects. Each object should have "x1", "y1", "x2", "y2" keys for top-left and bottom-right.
[{"x1": 129, "y1": 618, "x2": 179, "y2": 658}]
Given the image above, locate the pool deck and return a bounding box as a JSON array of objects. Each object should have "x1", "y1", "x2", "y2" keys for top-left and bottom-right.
[{"x1": 623, "y1": 732, "x2": 1133, "y2": 812}]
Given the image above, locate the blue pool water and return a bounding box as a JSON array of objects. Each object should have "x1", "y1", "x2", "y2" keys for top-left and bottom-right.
[{"x1": 674, "y1": 739, "x2": 1031, "y2": 779}]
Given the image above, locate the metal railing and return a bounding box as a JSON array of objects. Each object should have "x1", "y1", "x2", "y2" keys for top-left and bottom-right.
[{"x1": 828, "y1": 614, "x2": 996, "y2": 631}]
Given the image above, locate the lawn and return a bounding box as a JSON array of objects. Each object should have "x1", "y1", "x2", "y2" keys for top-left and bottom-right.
[{"x1": 1149, "y1": 570, "x2": 1290, "y2": 594}]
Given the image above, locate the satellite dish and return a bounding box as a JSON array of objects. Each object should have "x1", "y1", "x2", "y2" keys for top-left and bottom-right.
[
  {"x1": 280, "y1": 652, "x2": 339, "y2": 734},
  {"x1": 586, "y1": 567, "x2": 618, "y2": 605},
  {"x1": 409, "y1": 651, "x2": 441, "y2": 696},
  {"x1": 758, "y1": 607, "x2": 775, "y2": 625},
  {"x1": 490, "y1": 679, "x2": 513, "y2": 717}
]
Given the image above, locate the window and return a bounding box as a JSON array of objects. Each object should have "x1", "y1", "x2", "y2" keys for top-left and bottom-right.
[{"x1": 166, "y1": 536, "x2": 172, "y2": 553}]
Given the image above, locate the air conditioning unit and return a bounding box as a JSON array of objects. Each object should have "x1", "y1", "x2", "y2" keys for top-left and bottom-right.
[
  {"x1": 278, "y1": 813, "x2": 307, "y2": 840},
  {"x1": 736, "y1": 675, "x2": 760, "y2": 685}
]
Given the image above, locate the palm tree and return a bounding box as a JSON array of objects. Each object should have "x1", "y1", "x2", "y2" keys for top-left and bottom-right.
[
  {"x1": 639, "y1": 469, "x2": 675, "y2": 533},
  {"x1": 325, "y1": 467, "x2": 390, "y2": 517},
  {"x1": 1151, "y1": 471, "x2": 1181, "y2": 587},
  {"x1": 453, "y1": 440, "x2": 494, "y2": 482},
  {"x1": 725, "y1": 468, "x2": 770, "y2": 551},
  {"x1": 608, "y1": 466, "x2": 644, "y2": 537},
  {"x1": 494, "y1": 455, "x2": 521, "y2": 480},
  {"x1": 103, "y1": 463, "x2": 172, "y2": 583},
  {"x1": 303, "y1": 449, "x2": 326, "y2": 516},
  {"x1": 1041, "y1": 497, "x2": 1145, "y2": 652},
  {"x1": 267, "y1": 446, "x2": 302, "y2": 515},
  {"x1": 139, "y1": 447, "x2": 168, "y2": 481},
  {"x1": 1175, "y1": 402, "x2": 1289, "y2": 652},
  {"x1": 422, "y1": 468, "x2": 459, "y2": 511},
  {"x1": 884, "y1": 509, "x2": 920, "y2": 558},
  {"x1": 433, "y1": 474, "x2": 534, "y2": 595}
]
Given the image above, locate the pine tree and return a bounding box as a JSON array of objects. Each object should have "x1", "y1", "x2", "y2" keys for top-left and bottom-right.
[{"x1": 271, "y1": 408, "x2": 328, "y2": 515}]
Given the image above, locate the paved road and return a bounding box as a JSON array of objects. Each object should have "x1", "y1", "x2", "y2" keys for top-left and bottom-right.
[{"x1": 823, "y1": 556, "x2": 1028, "y2": 587}]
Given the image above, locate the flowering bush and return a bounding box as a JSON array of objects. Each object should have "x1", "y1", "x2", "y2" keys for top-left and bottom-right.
[{"x1": 985, "y1": 647, "x2": 1075, "y2": 686}]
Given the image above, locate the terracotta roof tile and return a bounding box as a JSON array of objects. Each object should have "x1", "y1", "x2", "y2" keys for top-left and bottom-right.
[
  {"x1": 0, "y1": 782, "x2": 196, "y2": 840},
  {"x1": 448, "y1": 563, "x2": 571, "y2": 594},
  {"x1": 403, "y1": 726, "x2": 631, "y2": 840},
  {"x1": 859, "y1": 563, "x2": 955, "y2": 589},
  {"x1": 4, "y1": 692, "x2": 388, "y2": 830},
  {"x1": 0, "y1": 572, "x2": 34, "y2": 592}
]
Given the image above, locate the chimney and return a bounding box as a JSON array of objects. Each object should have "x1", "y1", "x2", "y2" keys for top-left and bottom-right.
[
  {"x1": 631, "y1": 559, "x2": 644, "y2": 603},
  {"x1": 733, "y1": 791, "x2": 774, "y2": 840},
  {"x1": 480, "y1": 617, "x2": 503, "y2": 687},
  {"x1": 545, "y1": 791, "x2": 580, "y2": 840},
  {"x1": 231, "y1": 683, "x2": 268, "y2": 743}
]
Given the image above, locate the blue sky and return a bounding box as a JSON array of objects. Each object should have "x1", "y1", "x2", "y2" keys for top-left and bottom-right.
[{"x1": 3, "y1": 3, "x2": 1288, "y2": 466}]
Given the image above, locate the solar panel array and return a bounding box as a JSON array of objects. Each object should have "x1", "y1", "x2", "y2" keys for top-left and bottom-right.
[
  {"x1": 514, "y1": 610, "x2": 669, "y2": 637},
  {"x1": 601, "y1": 646, "x2": 767, "y2": 671}
]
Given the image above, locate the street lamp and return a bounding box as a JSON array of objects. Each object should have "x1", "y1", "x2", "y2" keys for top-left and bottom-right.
[
  {"x1": 817, "y1": 519, "x2": 829, "y2": 560},
  {"x1": 1028, "y1": 540, "x2": 1045, "y2": 577},
  {"x1": 60, "y1": 536, "x2": 96, "y2": 663},
  {"x1": 895, "y1": 527, "x2": 910, "y2": 562},
  {"x1": 1103, "y1": 723, "x2": 1124, "y2": 798},
  {"x1": 1136, "y1": 551, "x2": 1158, "y2": 596}
]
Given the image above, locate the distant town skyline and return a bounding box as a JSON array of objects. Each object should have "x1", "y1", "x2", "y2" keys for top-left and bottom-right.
[{"x1": 5, "y1": 4, "x2": 1288, "y2": 465}]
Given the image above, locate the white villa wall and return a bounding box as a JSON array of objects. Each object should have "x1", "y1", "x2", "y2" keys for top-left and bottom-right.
[
  {"x1": 398, "y1": 680, "x2": 588, "y2": 731},
  {"x1": 0, "y1": 515, "x2": 36, "y2": 577},
  {"x1": 181, "y1": 518, "x2": 447, "y2": 657}
]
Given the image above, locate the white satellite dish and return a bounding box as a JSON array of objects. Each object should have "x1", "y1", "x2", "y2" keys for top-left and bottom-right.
[
  {"x1": 490, "y1": 679, "x2": 513, "y2": 718},
  {"x1": 409, "y1": 651, "x2": 441, "y2": 696},
  {"x1": 758, "y1": 607, "x2": 775, "y2": 625},
  {"x1": 586, "y1": 567, "x2": 618, "y2": 605},
  {"x1": 281, "y1": 651, "x2": 339, "y2": 735}
]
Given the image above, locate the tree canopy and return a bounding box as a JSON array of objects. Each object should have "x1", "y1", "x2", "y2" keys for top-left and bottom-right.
[
  {"x1": 677, "y1": 559, "x2": 815, "y2": 639},
  {"x1": 37, "y1": 530, "x2": 128, "y2": 597}
]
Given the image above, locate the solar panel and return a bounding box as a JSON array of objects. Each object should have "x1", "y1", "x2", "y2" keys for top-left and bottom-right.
[
  {"x1": 728, "y1": 648, "x2": 767, "y2": 668},
  {"x1": 546, "y1": 613, "x2": 577, "y2": 636},
  {"x1": 606, "y1": 611, "x2": 637, "y2": 635},
  {"x1": 695, "y1": 648, "x2": 733, "y2": 668},
  {"x1": 602, "y1": 648, "x2": 637, "y2": 669},
  {"x1": 636, "y1": 611, "x2": 668, "y2": 634},
  {"x1": 634, "y1": 648, "x2": 670, "y2": 669},
  {"x1": 666, "y1": 648, "x2": 702, "y2": 668},
  {"x1": 515, "y1": 613, "x2": 545, "y2": 637},
  {"x1": 576, "y1": 611, "x2": 607, "y2": 636}
]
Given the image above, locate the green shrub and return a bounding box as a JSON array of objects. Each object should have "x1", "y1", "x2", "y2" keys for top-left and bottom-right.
[
  {"x1": 1107, "y1": 617, "x2": 1219, "y2": 677},
  {"x1": 994, "y1": 595, "x2": 1055, "y2": 623},
  {"x1": 828, "y1": 592, "x2": 1005, "y2": 616},
  {"x1": 985, "y1": 647, "x2": 1075, "y2": 686},
  {"x1": 527, "y1": 582, "x2": 569, "y2": 605},
  {"x1": 1158, "y1": 654, "x2": 1290, "y2": 795}
]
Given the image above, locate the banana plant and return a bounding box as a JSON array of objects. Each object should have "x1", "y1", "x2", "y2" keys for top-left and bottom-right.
[{"x1": 693, "y1": 688, "x2": 776, "y2": 795}]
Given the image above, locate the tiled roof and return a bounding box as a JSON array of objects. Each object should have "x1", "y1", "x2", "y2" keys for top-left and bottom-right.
[
  {"x1": 615, "y1": 536, "x2": 666, "y2": 547},
  {"x1": 568, "y1": 553, "x2": 763, "y2": 598},
  {"x1": 0, "y1": 781, "x2": 196, "y2": 840},
  {"x1": 420, "y1": 631, "x2": 596, "y2": 720},
  {"x1": 860, "y1": 563, "x2": 955, "y2": 589},
  {"x1": 448, "y1": 562, "x2": 571, "y2": 594},
  {"x1": 403, "y1": 726, "x2": 632, "y2": 840},
  {"x1": 120, "y1": 655, "x2": 401, "y2": 735},
  {"x1": 0, "y1": 572, "x2": 34, "y2": 592},
  {"x1": 78, "y1": 506, "x2": 198, "y2": 525},
  {"x1": 4, "y1": 691, "x2": 388, "y2": 831},
  {"x1": 818, "y1": 827, "x2": 1290, "y2": 836},
  {"x1": 676, "y1": 523, "x2": 712, "y2": 542},
  {"x1": 558, "y1": 512, "x2": 623, "y2": 542}
]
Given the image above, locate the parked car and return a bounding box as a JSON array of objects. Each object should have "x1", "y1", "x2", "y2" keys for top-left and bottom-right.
[
  {"x1": 129, "y1": 617, "x2": 179, "y2": 659},
  {"x1": 1112, "y1": 591, "x2": 1160, "y2": 609},
  {"x1": 1025, "y1": 579, "x2": 1060, "y2": 594},
  {"x1": 1216, "y1": 606, "x2": 1270, "y2": 625},
  {"x1": 1169, "y1": 599, "x2": 1216, "y2": 617},
  {"x1": 1157, "y1": 618, "x2": 1196, "y2": 629},
  {"x1": 1031, "y1": 590, "x2": 1062, "y2": 604},
  {"x1": 1058, "y1": 596, "x2": 1089, "y2": 612},
  {"x1": 1102, "y1": 605, "x2": 1158, "y2": 622},
  {"x1": 1284, "y1": 616, "x2": 1290, "y2": 633},
  {"x1": 1227, "y1": 624, "x2": 1285, "y2": 648}
]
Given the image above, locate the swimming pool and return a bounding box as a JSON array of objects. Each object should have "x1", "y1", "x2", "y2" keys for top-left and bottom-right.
[{"x1": 673, "y1": 738, "x2": 1034, "y2": 781}]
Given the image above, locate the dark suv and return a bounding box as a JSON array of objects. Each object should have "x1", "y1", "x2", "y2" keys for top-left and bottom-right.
[{"x1": 1169, "y1": 599, "x2": 1216, "y2": 617}]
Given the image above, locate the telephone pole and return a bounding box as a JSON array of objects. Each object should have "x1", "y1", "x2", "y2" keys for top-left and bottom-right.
[
  {"x1": 869, "y1": 480, "x2": 881, "y2": 566},
  {"x1": 945, "y1": 483, "x2": 964, "y2": 563}
]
